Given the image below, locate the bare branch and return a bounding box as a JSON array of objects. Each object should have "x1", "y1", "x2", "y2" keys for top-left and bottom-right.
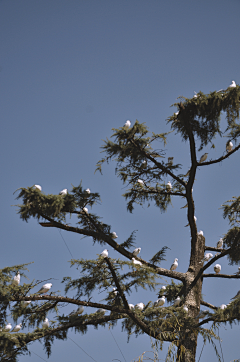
[
  {"x1": 200, "y1": 300, "x2": 218, "y2": 310},
  {"x1": 197, "y1": 143, "x2": 240, "y2": 167},
  {"x1": 203, "y1": 273, "x2": 240, "y2": 279}
]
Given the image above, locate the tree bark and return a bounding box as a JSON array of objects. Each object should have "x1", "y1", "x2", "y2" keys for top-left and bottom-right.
[{"x1": 177, "y1": 234, "x2": 205, "y2": 362}]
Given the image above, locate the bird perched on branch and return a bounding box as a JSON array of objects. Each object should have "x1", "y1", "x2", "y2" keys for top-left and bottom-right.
[
  {"x1": 85, "y1": 188, "x2": 91, "y2": 194},
  {"x1": 12, "y1": 323, "x2": 22, "y2": 332},
  {"x1": 226, "y1": 141, "x2": 233, "y2": 152},
  {"x1": 4, "y1": 323, "x2": 12, "y2": 332},
  {"x1": 229, "y1": 80, "x2": 236, "y2": 88},
  {"x1": 42, "y1": 318, "x2": 49, "y2": 328},
  {"x1": 34, "y1": 185, "x2": 42, "y2": 191},
  {"x1": 166, "y1": 181, "x2": 172, "y2": 192},
  {"x1": 124, "y1": 120, "x2": 131, "y2": 129},
  {"x1": 157, "y1": 296, "x2": 165, "y2": 307},
  {"x1": 132, "y1": 258, "x2": 142, "y2": 266},
  {"x1": 214, "y1": 264, "x2": 221, "y2": 274},
  {"x1": 13, "y1": 272, "x2": 20, "y2": 286},
  {"x1": 37, "y1": 283, "x2": 52, "y2": 294},
  {"x1": 201, "y1": 253, "x2": 213, "y2": 263},
  {"x1": 59, "y1": 189, "x2": 67, "y2": 195},
  {"x1": 100, "y1": 249, "x2": 108, "y2": 258},
  {"x1": 174, "y1": 297, "x2": 181, "y2": 306},
  {"x1": 135, "y1": 302, "x2": 144, "y2": 310},
  {"x1": 199, "y1": 153, "x2": 208, "y2": 163},
  {"x1": 133, "y1": 248, "x2": 141, "y2": 257},
  {"x1": 170, "y1": 258, "x2": 178, "y2": 271},
  {"x1": 111, "y1": 232, "x2": 118, "y2": 239},
  {"x1": 216, "y1": 238, "x2": 223, "y2": 249}
]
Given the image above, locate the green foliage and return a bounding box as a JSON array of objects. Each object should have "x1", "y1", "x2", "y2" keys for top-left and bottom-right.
[
  {"x1": 223, "y1": 227, "x2": 240, "y2": 265},
  {"x1": 167, "y1": 86, "x2": 240, "y2": 151},
  {"x1": 149, "y1": 246, "x2": 170, "y2": 265},
  {"x1": 222, "y1": 196, "x2": 240, "y2": 225}
]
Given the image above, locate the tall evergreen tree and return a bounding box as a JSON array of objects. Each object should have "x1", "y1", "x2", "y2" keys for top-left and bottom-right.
[{"x1": 1, "y1": 85, "x2": 240, "y2": 362}]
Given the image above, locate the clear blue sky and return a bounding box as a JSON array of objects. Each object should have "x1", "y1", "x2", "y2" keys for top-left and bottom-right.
[{"x1": 1, "y1": 1, "x2": 240, "y2": 361}]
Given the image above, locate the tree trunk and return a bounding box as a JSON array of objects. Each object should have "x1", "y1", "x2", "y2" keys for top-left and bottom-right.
[{"x1": 177, "y1": 234, "x2": 205, "y2": 362}]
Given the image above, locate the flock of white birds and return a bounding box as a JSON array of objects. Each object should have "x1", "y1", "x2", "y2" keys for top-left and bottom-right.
[{"x1": 8, "y1": 100, "x2": 237, "y2": 334}]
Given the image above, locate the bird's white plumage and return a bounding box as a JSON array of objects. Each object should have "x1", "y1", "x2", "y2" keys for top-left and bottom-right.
[
  {"x1": 226, "y1": 141, "x2": 233, "y2": 152},
  {"x1": 216, "y1": 238, "x2": 223, "y2": 249},
  {"x1": 201, "y1": 253, "x2": 213, "y2": 263},
  {"x1": 96, "y1": 308, "x2": 106, "y2": 314},
  {"x1": 219, "y1": 304, "x2": 227, "y2": 310},
  {"x1": 132, "y1": 257, "x2": 142, "y2": 266},
  {"x1": 137, "y1": 179, "x2": 144, "y2": 186},
  {"x1": 135, "y1": 302, "x2": 144, "y2": 311},
  {"x1": 124, "y1": 120, "x2": 131, "y2": 129},
  {"x1": 160, "y1": 286, "x2": 166, "y2": 292},
  {"x1": 42, "y1": 318, "x2": 49, "y2": 328},
  {"x1": 198, "y1": 231, "x2": 204, "y2": 236},
  {"x1": 166, "y1": 181, "x2": 172, "y2": 192},
  {"x1": 83, "y1": 207, "x2": 88, "y2": 214},
  {"x1": 185, "y1": 216, "x2": 197, "y2": 227},
  {"x1": 13, "y1": 273, "x2": 20, "y2": 286},
  {"x1": 175, "y1": 111, "x2": 179, "y2": 116},
  {"x1": 183, "y1": 306, "x2": 188, "y2": 313},
  {"x1": 229, "y1": 80, "x2": 236, "y2": 88},
  {"x1": 22, "y1": 300, "x2": 31, "y2": 307},
  {"x1": 34, "y1": 185, "x2": 42, "y2": 191},
  {"x1": 59, "y1": 188, "x2": 67, "y2": 195},
  {"x1": 4, "y1": 323, "x2": 12, "y2": 332},
  {"x1": 128, "y1": 304, "x2": 134, "y2": 310},
  {"x1": 113, "y1": 287, "x2": 118, "y2": 296},
  {"x1": 77, "y1": 306, "x2": 84, "y2": 314},
  {"x1": 37, "y1": 283, "x2": 52, "y2": 294},
  {"x1": 170, "y1": 258, "x2": 178, "y2": 271},
  {"x1": 174, "y1": 297, "x2": 181, "y2": 306},
  {"x1": 100, "y1": 249, "x2": 108, "y2": 258},
  {"x1": 111, "y1": 232, "x2": 118, "y2": 239},
  {"x1": 199, "y1": 153, "x2": 208, "y2": 163},
  {"x1": 133, "y1": 248, "x2": 141, "y2": 257},
  {"x1": 157, "y1": 296, "x2": 165, "y2": 307},
  {"x1": 12, "y1": 323, "x2": 22, "y2": 332},
  {"x1": 85, "y1": 188, "x2": 91, "y2": 194},
  {"x1": 214, "y1": 264, "x2": 221, "y2": 274}
]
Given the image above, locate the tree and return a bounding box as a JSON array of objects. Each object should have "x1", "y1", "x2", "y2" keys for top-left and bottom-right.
[{"x1": 1, "y1": 85, "x2": 240, "y2": 362}]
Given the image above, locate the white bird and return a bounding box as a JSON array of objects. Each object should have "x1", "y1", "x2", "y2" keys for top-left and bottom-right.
[
  {"x1": 96, "y1": 308, "x2": 106, "y2": 314},
  {"x1": 168, "y1": 157, "x2": 174, "y2": 165},
  {"x1": 219, "y1": 304, "x2": 227, "y2": 310},
  {"x1": 13, "y1": 273, "x2": 20, "y2": 286},
  {"x1": 83, "y1": 207, "x2": 88, "y2": 214},
  {"x1": 22, "y1": 296, "x2": 31, "y2": 307},
  {"x1": 226, "y1": 141, "x2": 233, "y2": 152},
  {"x1": 185, "y1": 216, "x2": 197, "y2": 227},
  {"x1": 4, "y1": 323, "x2": 12, "y2": 332},
  {"x1": 135, "y1": 302, "x2": 144, "y2": 311},
  {"x1": 166, "y1": 181, "x2": 172, "y2": 192},
  {"x1": 124, "y1": 120, "x2": 131, "y2": 129},
  {"x1": 132, "y1": 258, "x2": 142, "y2": 266},
  {"x1": 229, "y1": 80, "x2": 236, "y2": 88},
  {"x1": 12, "y1": 323, "x2": 22, "y2": 332},
  {"x1": 137, "y1": 179, "x2": 144, "y2": 186},
  {"x1": 34, "y1": 185, "x2": 42, "y2": 191},
  {"x1": 111, "y1": 232, "x2": 118, "y2": 239},
  {"x1": 100, "y1": 249, "x2": 108, "y2": 258},
  {"x1": 214, "y1": 264, "x2": 221, "y2": 274},
  {"x1": 201, "y1": 253, "x2": 213, "y2": 263},
  {"x1": 141, "y1": 160, "x2": 147, "y2": 168},
  {"x1": 174, "y1": 297, "x2": 181, "y2": 306},
  {"x1": 37, "y1": 283, "x2": 52, "y2": 294},
  {"x1": 198, "y1": 231, "x2": 204, "y2": 236},
  {"x1": 42, "y1": 318, "x2": 49, "y2": 328},
  {"x1": 216, "y1": 238, "x2": 223, "y2": 249},
  {"x1": 128, "y1": 304, "x2": 135, "y2": 310},
  {"x1": 160, "y1": 286, "x2": 166, "y2": 293},
  {"x1": 193, "y1": 91, "x2": 198, "y2": 98},
  {"x1": 113, "y1": 288, "x2": 118, "y2": 296},
  {"x1": 231, "y1": 290, "x2": 240, "y2": 300},
  {"x1": 157, "y1": 296, "x2": 165, "y2": 307},
  {"x1": 183, "y1": 306, "x2": 188, "y2": 313},
  {"x1": 199, "y1": 153, "x2": 208, "y2": 163},
  {"x1": 85, "y1": 188, "x2": 91, "y2": 194},
  {"x1": 77, "y1": 306, "x2": 84, "y2": 314},
  {"x1": 59, "y1": 189, "x2": 67, "y2": 195},
  {"x1": 69, "y1": 310, "x2": 77, "y2": 316},
  {"x1": 133, "y1": 248, "x2": 141, "y2": 257},
  {"x1": 170, "y1": 258, "x2": 178, "y2": 271},
  {"x1": 235, "y1": 267, "x2": 240, "y2": 275},
  {"x1": 174, "y1": 111, "x2": 179, "y2": 116}
]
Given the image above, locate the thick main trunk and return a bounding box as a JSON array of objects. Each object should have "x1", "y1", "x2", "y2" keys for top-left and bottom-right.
[{"x1": 177, "y1": 234, "x2": 205, "y2": 362}]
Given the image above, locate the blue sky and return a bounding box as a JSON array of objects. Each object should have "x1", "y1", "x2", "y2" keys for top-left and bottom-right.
[{"x1": 1, "y1": 0, "x2": 240, "y2": 361}]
